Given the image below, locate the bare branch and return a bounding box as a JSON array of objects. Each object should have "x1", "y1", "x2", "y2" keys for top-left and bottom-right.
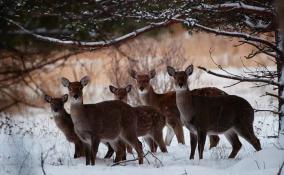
[
  {"x1": 277, "y1": 160, "x2": 284, "y2": 175},
  {"x1": 191, "y1": 22, "x2": 281, "y2": 55},
  {"x1": 3, "y1": 17, "x2": 177, "y2": 48},
  {"x1": 198, "y1": 66, "x2": 281, "y2": 87},
  {"x1": 265, "y1": 92, "x2": 284, "y2": 102},
  {"x1": 194, "y1": 2, "x2": 274, "y2": 17},
  {"x1": 171, "y1": 18, "x2": 281, "y2": 55},
  {"x1": 254, "y1": 109, "x2": 281, "y2": 115}
]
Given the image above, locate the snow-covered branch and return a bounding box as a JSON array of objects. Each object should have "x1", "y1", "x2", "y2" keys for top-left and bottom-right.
[
  {"x1": 172, "y1": 18, "x2": 281, "y2": 55},
  {"x1": 194, "y1": 2, "x2": 274, "y2": 17},
  {"x1": 198, "y1": 66, "x2": 281, "y2": 87},
  {"x1": 3, "y1": 17, "x2": 177, "y2": 48}
]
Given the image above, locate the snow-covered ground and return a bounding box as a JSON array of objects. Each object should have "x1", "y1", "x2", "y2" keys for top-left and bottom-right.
[{"x1": 0, "y1": 67, "x2": 283, "y2": 175}]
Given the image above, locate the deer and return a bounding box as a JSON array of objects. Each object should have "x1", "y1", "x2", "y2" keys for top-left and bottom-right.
[
  {"x1": 61, "y1": 76, "x2": 144, "y2": 165},
  {"x1": 109, "y1": 84, "x2": 167, "y2": 153},
  {"x1": 44, "y1": 94, "x2": 85, "y2": 159},
  {"x1": 167, "y1": 65, "x2": 261, "y2": 159},
  {"x1": 130, "y1": 69, "x2": 223, "y2": 149}
]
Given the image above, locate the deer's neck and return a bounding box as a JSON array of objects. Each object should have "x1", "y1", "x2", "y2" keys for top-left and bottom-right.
[
  {"x1": 53, "y1": 109, "x2": 70, "y2": 127},
  {"x1": 175, "y1": 87, "x2": 194, "y2": 123},
  {"x1": 139, "y1": 86, "x2": 158, "y2": 106},
  {"x1": 70, "y1": 101, "x2": 85, "y2": 125}
]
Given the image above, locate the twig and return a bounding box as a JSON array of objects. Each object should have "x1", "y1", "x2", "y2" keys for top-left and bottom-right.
[
  {"x1": 254, "y1": 108, "x2": 281, "y2": 115},
  {"x1": 223, "y1": 81, "x2": 242, "y2": 88},
  {"x1": 277, "y1": 160, "x2": 284, "y2": 175},
  {"x1": 198, "y1": 66, "x2": 281, "y2": 87},
  {"x1": 111, "y1": 151, "x2": 163, "y2": 167},
  {"x1": 40, "y1": 152, "x2": 47, "y2": 175},
  {"x1": 111, "y1": 152, "x2": 150, "y2": 167},
  {"x1": 40, "y1": 145, "x2": 55, "y2": 175},
  {"x1": 265, "y1": 92, "x2": 284, "y2": 102},
  {"x1": 147, "y1": 151, "x2": 163, "y2": 167}
]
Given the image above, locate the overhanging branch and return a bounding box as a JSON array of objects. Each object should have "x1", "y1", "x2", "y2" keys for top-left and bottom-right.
[
  {"x1": 172, "y1": 18, "x2": 281, "y2": 55},
  {"x1": 198, "y1": 66, "x2": 281, "y2": 87},
  {"x1": 194, "y1": 2, "x2": 274, "y2": 17},
  {"x1": 3, "y1": 17, "x2": 177, "y2": 48},
  {"x1": 193, "y1": 22, "x2": 281, "y2": 54}
]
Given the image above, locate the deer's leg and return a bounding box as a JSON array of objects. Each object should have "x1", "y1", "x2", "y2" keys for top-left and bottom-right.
[
  {"x1": 197, "y1": 131, "x2": 206, "y2": 159},
  {"x1": 122, "y1": 144, "x2": 127, "y2": 161},
  {"x1": 151, "y1": 130, "x2": 167, "y2": 153},
  {"x1": 170, "y1": 120, "x2": 185, "y2": 145},
  {"x1": 165, "y1": 126, "x2": 175, "y2": 146},
  {"x1": 152, "y1": 140, "x2": 158, "y2": 153},
  {"x1": 209, "y1": 135, "x2": 220, "y2": 149},
  {"x1": 79, "y1": 141, "x2": 85, "y2": 157},
  {"x1": 126, "y1": 144, "x2": 133, "y2": 154},
  {"x1": 121, "y1": 132, "x2": 144, "y2": 164},
  {"x1": 144, "y1": 137, "x2": 156, "y2": 153},
  {"x1": 74, "y1": 142, "x2": 79, "y2": 158},
  {"x1": 114, "y1": 140, "x2": 126, "y2": 163},
  {"x1": 84, "y1": 143, "x2": 91, "y2": 165},
  {"x1": 74, "y1": 141, "x2": 85, "y2": 158},
  {"x1": 235, "y1": 125, "x2": 261, "y2": 151},
  {"x1": 90, "y1": 136, "x2": 100, "y2": 165},
  {"x1": 189, "y1": 132, "x2": 197, "y2": 159},
  {"x1": 104, "y1": 142, "x2": 114, "y2": 159},
  {"x1": 224, "y1": 131, "x2": 242, "y2": 158}
]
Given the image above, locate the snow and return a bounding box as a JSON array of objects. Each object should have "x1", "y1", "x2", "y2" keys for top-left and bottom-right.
[
  {"x1": 198, "y1": 2, "x2": 272, "y2": 14},
  {"x1": 0, "y1": 67, "x2": 283, "y2": 175},
  {"x1": 0, "y1": 112, "x2": 283, "y2": 175},
  {"x1": 244, "y1": 15, "x2": 270, "y2": 29}
]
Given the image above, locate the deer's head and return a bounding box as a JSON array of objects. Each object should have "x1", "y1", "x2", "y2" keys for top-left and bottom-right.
[
  {"x1": 61, "y1": 76, "x2": 90, "y2": 104},
  {"x1": 109, "y1": 85, "x2": 132, "y2": 102},
  {"x1": 44, "y1": 94, "x2": 68, "y2": 114},
  {"x1": 130, "y1": 69, "x2": 156, "y2": 94},
  {"x1": 167, "y1": 65, "x2": 193, "y2": 91}
]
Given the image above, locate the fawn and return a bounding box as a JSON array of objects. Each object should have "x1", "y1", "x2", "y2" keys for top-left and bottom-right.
[
  {"x1": 130, "y1": 69, "x2": 223, "y2": 148},
  {"x1": 167, "y1": 65, "x2": 261, "y2": 159},
  {"x1": 44, "y1": 94, "x2": 84, "y2": 158},
  {"x1": 61, "y1": 76, "x2": 144, "y2": 165},
  {"x1": 109, "y1": 84, "x2": 167, "y2": 153}
]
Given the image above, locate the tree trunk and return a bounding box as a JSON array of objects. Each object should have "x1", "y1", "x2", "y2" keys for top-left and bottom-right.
[
  {"x1": 277, "y1": 0, "x2": 284, "y2": 144},
  {"x1": 277, "y1": 57, "x2": 284, "y2": 140},
  {"x1": 276, "y1": 30, "x2": 284, "y2": 144}
]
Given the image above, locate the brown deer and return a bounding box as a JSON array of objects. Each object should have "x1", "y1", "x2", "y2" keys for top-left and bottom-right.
[
  {"x1": 109, "y1": 84, "x2": 167, "y2": 153},
  {"x1": 167, "y1": 65, "x2": 261, "y2": 159},
  {"x1": 61, "y1": 76, "x2": 144, "y2": 165},
  {"x1": 130, "y1": 69, "x2": 222, "y2": 148},
  {"x1": 44, "y1": 94, "x2": 84, "y2": 158}
]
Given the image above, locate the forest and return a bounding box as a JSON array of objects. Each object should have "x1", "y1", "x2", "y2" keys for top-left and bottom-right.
[{"x1": 0, "y1": 1, "x2": 284, "y2": 175}]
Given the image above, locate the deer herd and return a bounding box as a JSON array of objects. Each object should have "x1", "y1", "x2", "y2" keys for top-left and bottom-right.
[{"x1": 44, "y1": 64, "x2": 261, "y2": 166}]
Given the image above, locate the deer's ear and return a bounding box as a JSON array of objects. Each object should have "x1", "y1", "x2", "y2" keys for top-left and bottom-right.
[
  {"x1": 125, "y1": 85, "x2": 132, "y2": 93},
  {"x1": 80, "y1": 76, "x2": 90, "y2": 87},
  {"x1": 61, "y1": 77, "x2": 70, "y2": 87},
  {"x1": 129, "y1": 69, "x2": 137, "y2": 79},
  {"x1": 62, "y1": 94, "x2": 68, "y2": 103},
  {"x1": 149, "y1": 69, "x2": 156, "y2": 79},
  {"x1": 185, "y1": 64, "x2": 194, "y2": 76},
  {"x1": 44, "y1": 94, "x2": 52, "y2": 103},
  {"x1": 167, "y1": 66, "x2": 176, "y2": 76},
  {"x1": 109, "y1": 85, "x2": 117, "y2": 94}
]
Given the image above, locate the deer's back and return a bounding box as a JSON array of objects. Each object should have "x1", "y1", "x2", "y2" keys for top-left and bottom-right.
[
  {"x1": 190, "y1": 95, "x2": 254, "y2": 132},
  {"x1": 74, "y1": 100, "x2": 137, "y2": 139},
  {"x1": 191, "y1": 87, "x2": 228, "y2": 96},
  {"x1": 157, "y1": 91, "x2": 181, "y2": 119},
  {"x1": 133, "y1": 106, "x2": 166, "y2": 136}
]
